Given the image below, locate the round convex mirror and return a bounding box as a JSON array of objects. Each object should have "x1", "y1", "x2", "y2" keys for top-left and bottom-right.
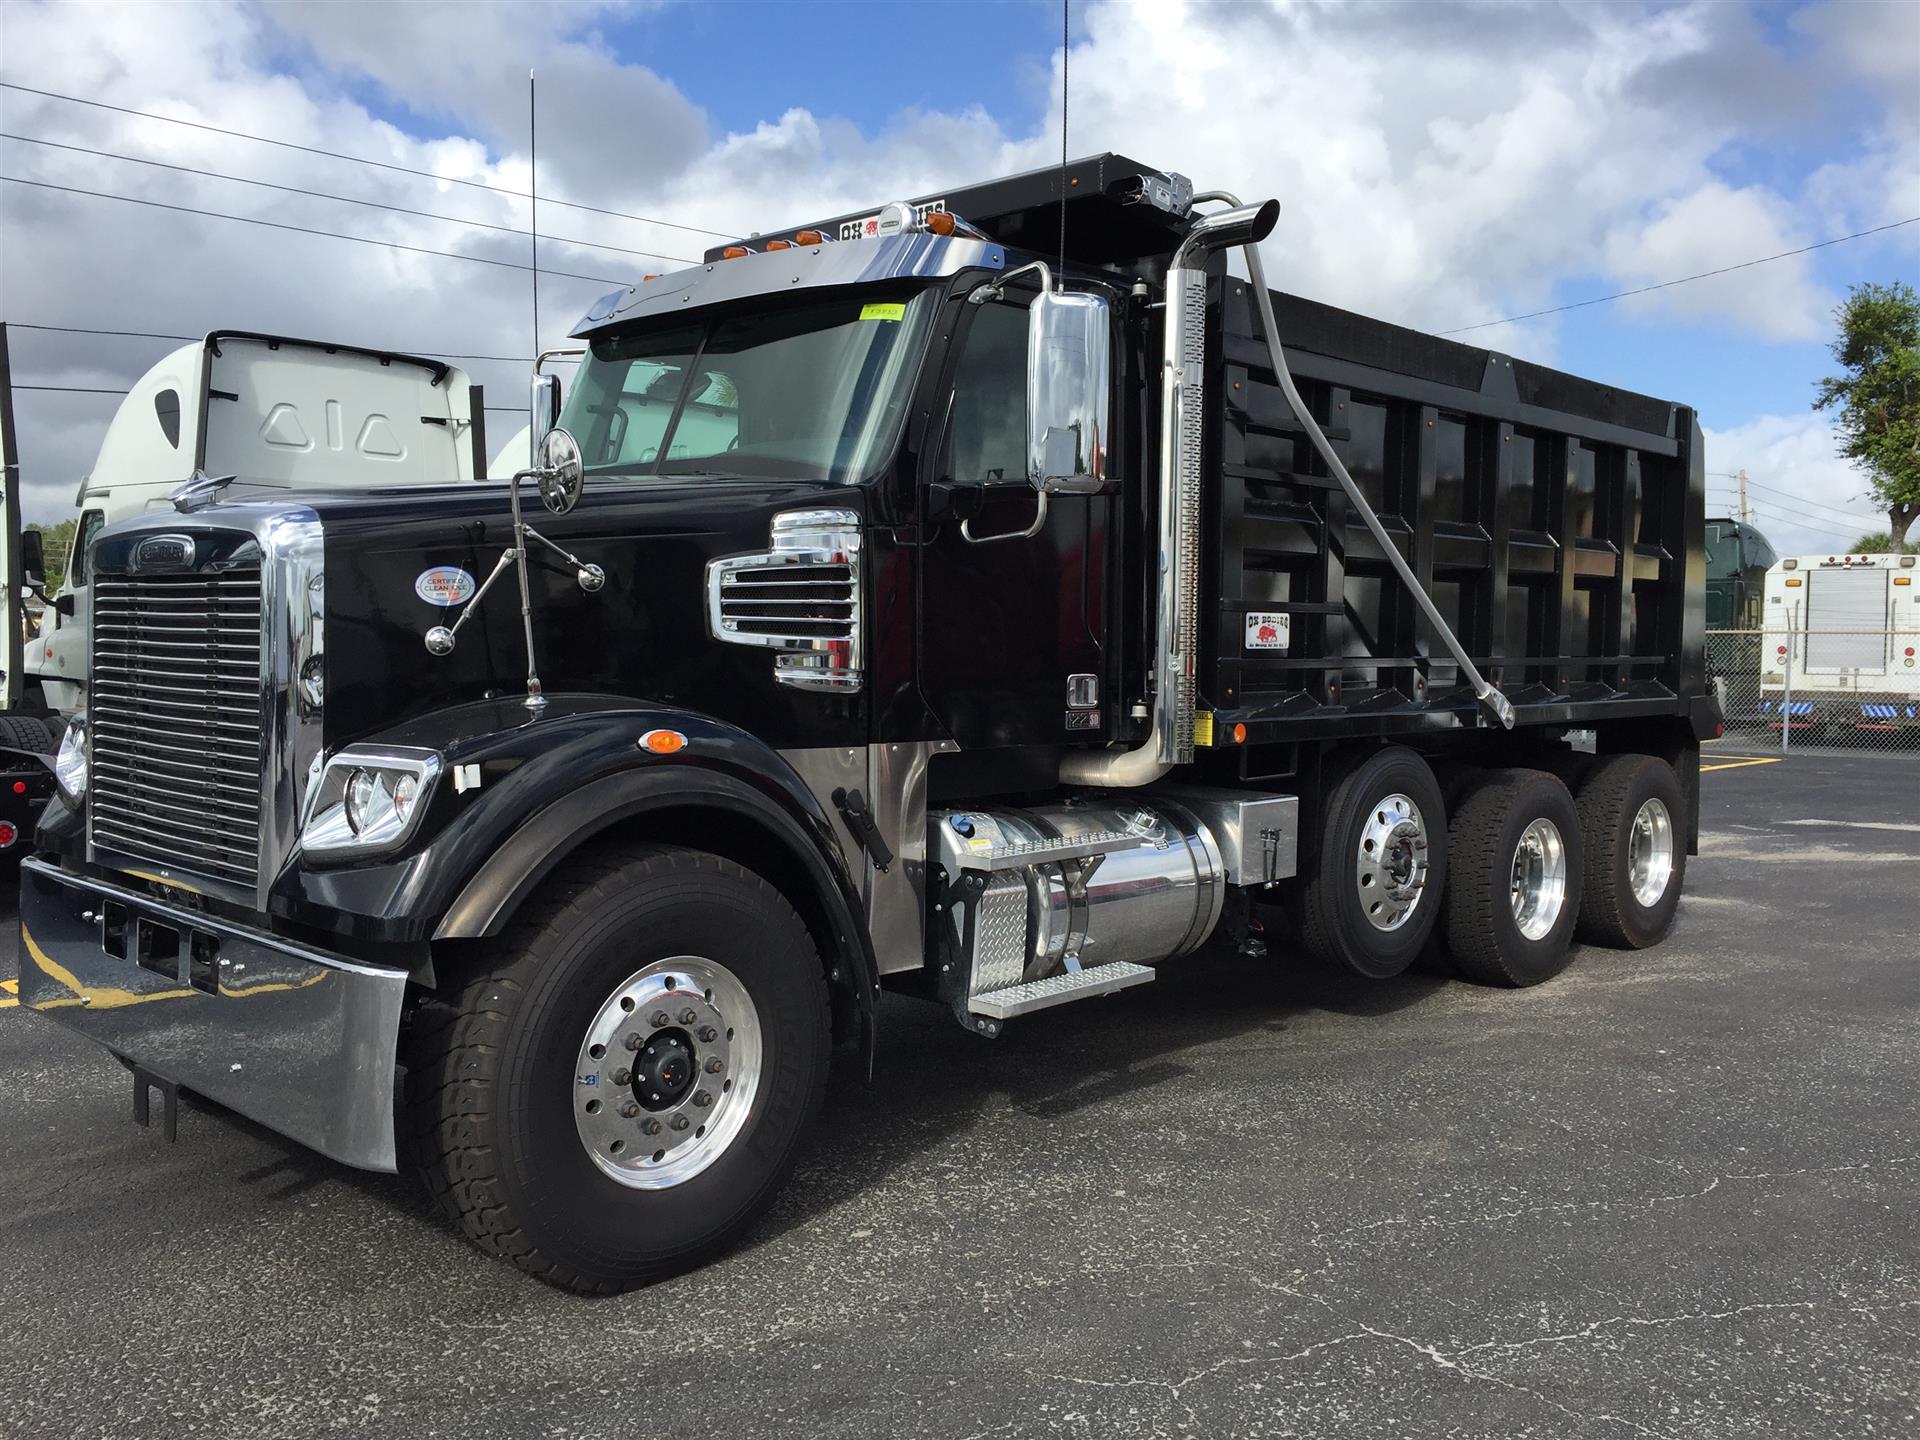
[{"x1": 539, "y1": 426, "x2": 585, "y2": 514}]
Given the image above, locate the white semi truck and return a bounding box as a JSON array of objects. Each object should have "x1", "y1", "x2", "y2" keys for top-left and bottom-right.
[
  {"x1": 1760, "y1": 550, "x2": 1920, "y2": 740},
  {"x1": 22, "y1": 331, "x2": 490, "y2": 715}
]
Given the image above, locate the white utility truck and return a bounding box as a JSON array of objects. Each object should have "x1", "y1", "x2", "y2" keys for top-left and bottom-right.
[
  {"x1": 1760, "y1": 550, "x2": 1920, "y2": 740},
  {"x1": 23, "y1": 332, "x2": 488, "y2": 715}
]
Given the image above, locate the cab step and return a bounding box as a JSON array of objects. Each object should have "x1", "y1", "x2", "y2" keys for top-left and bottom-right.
[{"x1": 966, "y1": 961, "x2": 1155, "y2": 1019}]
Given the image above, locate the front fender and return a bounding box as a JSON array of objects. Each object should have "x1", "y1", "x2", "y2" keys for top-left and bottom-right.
[{"x1": 274, "y1": 696, "x2": 877, "y2": 1003}]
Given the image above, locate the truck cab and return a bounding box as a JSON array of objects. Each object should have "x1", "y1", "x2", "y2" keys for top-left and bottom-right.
[{"x1": 18, "y1": 156, "x2": 1714, "y2": 1292}]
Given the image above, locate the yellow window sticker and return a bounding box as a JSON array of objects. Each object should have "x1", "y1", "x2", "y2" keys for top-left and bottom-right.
[{"x1": 859, "y1": 302, "x2": 906, "y2": 322}]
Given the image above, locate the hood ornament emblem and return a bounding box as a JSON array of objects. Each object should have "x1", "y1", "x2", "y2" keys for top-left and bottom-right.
[
  {"x1": 421, "y1": 426, "x2": 603, "y2": 713},
  {"x1": 170, "y1": 470, "x2": 236, "y2": 513}
]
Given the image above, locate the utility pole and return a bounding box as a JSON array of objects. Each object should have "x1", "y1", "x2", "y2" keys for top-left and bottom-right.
[{"x1": 1737, "y1": 468, "x2": 1749, "y2": 525}]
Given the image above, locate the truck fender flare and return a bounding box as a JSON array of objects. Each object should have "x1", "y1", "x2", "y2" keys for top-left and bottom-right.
[{"x1": 432, "y1": 764, "x2": 879, "y2": 1024}]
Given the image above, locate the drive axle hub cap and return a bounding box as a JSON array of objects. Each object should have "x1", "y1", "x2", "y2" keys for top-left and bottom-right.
[
  {"x1": 574, "y1": 957, "x2": 763, "y2": 1190},
  {"x1": 1509, "y1": 817, "x2": 1568, "y2": 941},
  {"x1": 1356, "y1": 793, "x2": 1430, "y2": 931},
  {"x1": 1628, "y1": 797, "x2": 1675, "y2": 908}
]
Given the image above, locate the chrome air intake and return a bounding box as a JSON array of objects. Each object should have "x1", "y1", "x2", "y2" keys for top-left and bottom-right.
[{"x1": 707, "y1": 509, "x2": 862, "y2": 692}]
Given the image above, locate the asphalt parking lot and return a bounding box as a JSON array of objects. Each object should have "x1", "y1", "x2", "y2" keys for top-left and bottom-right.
[{"x1": 1, "y1": 748, "x2": 1914, "y2": 1440}]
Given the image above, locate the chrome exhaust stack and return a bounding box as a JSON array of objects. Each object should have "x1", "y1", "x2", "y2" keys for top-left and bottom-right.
[{"x1": 1060, "y1": 198, "x2": 1279, "y2": 788}]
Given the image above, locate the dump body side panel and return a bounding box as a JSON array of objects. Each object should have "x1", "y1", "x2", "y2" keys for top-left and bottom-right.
[{"x1": 1201, "y1": 278, "x2": 1703, "y2": 746}]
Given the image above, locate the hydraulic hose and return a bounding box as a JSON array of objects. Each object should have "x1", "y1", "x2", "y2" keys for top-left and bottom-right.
[{"x1": 1199, "y1": 193, "x2": 1515, "y2": 729}]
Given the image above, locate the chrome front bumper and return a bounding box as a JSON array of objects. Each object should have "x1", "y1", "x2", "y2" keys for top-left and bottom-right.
[{"x1": 16, "y1": 857, "x2": 407, "y2": 1171}]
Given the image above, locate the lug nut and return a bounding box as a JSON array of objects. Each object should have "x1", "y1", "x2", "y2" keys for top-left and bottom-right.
[
  {"x1": 623, "y1": 1033, "x2": 643, "y2": 1051},
  {"x1": 643, "y1": 1119, "x2": 663, "y2": 1136},
  {"x1": 621, "y1": 1102, "x2": 640, "y2": 1119},
  {"x1": 650, "y1": 1010, "x2": 670, "y2": 1029},
  {"x1": 693, "y1": 1090, "x2": 713, "y2": 1108},
  {"x1": 704, "y1": 1057, "x2": 723, "y2": 1074},
  {"x1": 699, "y1": 1026, "x2": 718, "y2": 1043},
  {"x1": 670, "y1": 1115, "x2": 691, "y2": 1132},
  {"x1": 679, "y1": 1007, "x2": 698, "y2": 1025},
  {"x1": 613, "y1": 1068, "x2": 632, "y2": 1086}
]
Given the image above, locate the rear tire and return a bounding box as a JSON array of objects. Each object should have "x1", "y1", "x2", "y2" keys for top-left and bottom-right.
[
  {"x1": 405, "y1": 845, "x2": 831, "y2": 1292},
  {"x1": 1575, "y1": 755, "x2": 1686, "y2": 949},
  {"x1": 1443, "y1": 769, "x2": 1583, "y2": 987},
  {"x1": 1298, "y1": 745, "x2": 1448, "y2": 979},
  {"x1": 0, "y1": 714, "x2": 54, "y2": 753}
]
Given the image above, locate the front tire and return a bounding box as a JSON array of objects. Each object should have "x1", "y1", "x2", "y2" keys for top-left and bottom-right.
[
  {"x1": 1443, "y1": 769, "x2": 1584, "y2": 987},
  {"x1": 1298, "y1": 745, "x2": 1448, "y2": 978},
  {"x1": 406, "y1": 846, "x2": 830, "y2": 1292}
]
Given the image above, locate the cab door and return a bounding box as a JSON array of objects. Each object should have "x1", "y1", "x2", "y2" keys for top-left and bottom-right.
[{"x1": 916, "y1": 294, "x2": 1112, "y2": 750}]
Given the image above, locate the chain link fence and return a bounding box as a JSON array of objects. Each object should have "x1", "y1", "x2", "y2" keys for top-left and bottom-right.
[{"x1": 1709, "y1": 628, "x2": 1920, "y2": 755}]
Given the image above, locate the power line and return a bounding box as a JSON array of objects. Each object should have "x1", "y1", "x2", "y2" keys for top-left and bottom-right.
[
  {"x1": 1712, "y1": 483, "x2": 1877, "y2": 531},
  {"x1": 1, "y1": 174, "x2": 634, "y2": 288},
  {"x1": 0, "y1": 79, "x2": 734, "y2": 239},
  {"x1": 11, "y1": 384, "x2": 129, "y2": 396},
  {"x1": 1441, "y1": 217, "x2": 1920, "y2": 336},
  {"x1": 7, "y1": 322, "x2": 581, "y2": 365},
  {"x1": 0, "y1": 131, "x2": 697, "y2": 266}
]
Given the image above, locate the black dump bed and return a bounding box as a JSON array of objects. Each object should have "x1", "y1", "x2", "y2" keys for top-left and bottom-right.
[{"x1": 1203, "y1": 280, "x2": 1706, "y2": 744}]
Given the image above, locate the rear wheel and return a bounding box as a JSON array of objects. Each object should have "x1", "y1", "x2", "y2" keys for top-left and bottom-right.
[
  {"x1": 1575, "y1": 755, "x2": 1686, "y2": 949},
  {"x1": 1443, "y1": 769, "x2": 1583, "y2": 987},
  {"x1": 406, "y1": 845, "x2": 830, "y2": 1292},
  {"x1": 1298, "y1": 745, "x2": 1448, "y2": 978}
]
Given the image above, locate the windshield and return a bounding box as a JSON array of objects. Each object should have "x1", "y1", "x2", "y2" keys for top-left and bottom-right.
[{"x1": 559, "y1": 290, "x2": 935, "y2": 482}]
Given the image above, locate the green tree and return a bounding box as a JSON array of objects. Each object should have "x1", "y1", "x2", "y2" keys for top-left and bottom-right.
[
  {"x1": 26, "y1": 518, "x2": 76, "y2": 593},
  {"x1": 1849, "y1": 530, "x2": 1919, "y2": 554},
  {"x1": 1815, "y1": 280, "x2": 1920, "y2": 546}
]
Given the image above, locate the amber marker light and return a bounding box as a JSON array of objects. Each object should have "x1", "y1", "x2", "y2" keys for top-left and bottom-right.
[
  {"x1": 794, "y1": 230, "x2": 827, "y2": 246},
  {"x1": 720, "y1": 245, "x2": 751, "y2": 260},
  {"x1": 924, "y1": 210, "x2": 957, "y2": 236},
  {"x1": 639, "y1": 730, "x2": 688, "y2": 755}
]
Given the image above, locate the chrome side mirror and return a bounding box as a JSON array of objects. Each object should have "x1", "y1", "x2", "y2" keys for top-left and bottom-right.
[
  {"x1": 537, "y1": 426, "x2": 584, "y2": 514},
  {"x1": 1027, "y1": 290, "x2": 1110, "y2": 495},
  {"x1": 529, "y1": 372, "x2": 562, "y2": 455}
]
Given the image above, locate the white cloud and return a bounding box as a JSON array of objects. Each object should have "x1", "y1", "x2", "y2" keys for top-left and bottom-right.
[
  {"x1": 1603, "y1": 183, "x2": 1832, "y2": 341},
  {"x1": 1702, "y1": 411, "x2": 1891, "y2": 554},
  {"x1": 0, "y1": 0, "x2": 1911, "y2": 530}
]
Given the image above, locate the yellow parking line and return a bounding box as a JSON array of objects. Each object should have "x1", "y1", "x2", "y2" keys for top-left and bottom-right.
[
  {"x1": 0, "y1": 977, "x2": 16, "y2": 1009},
  {"x1": 1701, "y1": 756, "x2": 1783, "y2": 772}
]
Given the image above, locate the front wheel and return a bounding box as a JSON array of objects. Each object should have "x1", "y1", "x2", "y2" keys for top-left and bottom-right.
[{"x1": 406, "y1": 846, "x2": 830, "y2": 1292}]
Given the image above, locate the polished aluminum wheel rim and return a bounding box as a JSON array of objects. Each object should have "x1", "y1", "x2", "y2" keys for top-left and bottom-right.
[
  {"x1": 573, "y1": 956, "x2": 762, "y2": 1191},
  {"x1": 1356, "y1": 792, "x2": 1431, "y2": 932},
  {"x1": 1509, "y1": 817, "x2": 1568, "y2": 942},
  {"x1": 1628, "y1": 797, "x2": 1675, "y2": 908}
]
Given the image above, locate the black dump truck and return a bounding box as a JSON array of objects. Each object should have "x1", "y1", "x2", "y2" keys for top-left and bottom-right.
[{"x1": 19, "y1": 156, "x2": 1718, "y2": 1290}]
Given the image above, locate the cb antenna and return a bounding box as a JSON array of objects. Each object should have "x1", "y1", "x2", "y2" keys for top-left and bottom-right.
[
  {"x1": 529, "y1": 69, "x2": 540, "y2": 374},
  {"x1": 1057, "y1": 0, "x2": 1068, "y2": 289}
]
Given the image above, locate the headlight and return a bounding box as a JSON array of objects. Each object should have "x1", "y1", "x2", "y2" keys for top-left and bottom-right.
[
  {"x1": 53, "y1": 718, "x2": 88, "y2": 804},
  {"x1": 301, "y1": 748, "x2": 441, "y2": 859}
]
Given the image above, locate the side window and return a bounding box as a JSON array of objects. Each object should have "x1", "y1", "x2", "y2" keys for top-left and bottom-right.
[
  {"x1": 945, "y1": 301, "x2": 1028, "y2": 483},
  {"x1": 71, "y1": 509, "x2": 105, "y2": 588},
  {"x1": 153, "y1": 388, "x2": 181, "y2": 449}
]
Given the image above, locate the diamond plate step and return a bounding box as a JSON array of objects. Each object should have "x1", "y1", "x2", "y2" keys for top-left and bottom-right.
[
  {"x1": 953, "y1": 829, "x2": 1149, "y2": 872},
  {"x1": 967, "y1": 962, "x2": 1156, "y2": 1019}
]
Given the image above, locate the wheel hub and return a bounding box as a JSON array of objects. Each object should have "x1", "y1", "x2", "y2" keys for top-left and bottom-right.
[
  {"x1": 632, "y1": 1030, "x2": 697, "y2": 1110},
  {"x1": 574, "y1": 957, "x2": 762, "y2": 1190},
  {"x1": 1628, "y1": 797, "x2": 1675, "y2": 908},
  {"x1": 1356, "y1": 793, "x2": 1430, "y2": 932},
  {"x1": 1508, "y1": 817, "x2": 1568, "y2": 942}
]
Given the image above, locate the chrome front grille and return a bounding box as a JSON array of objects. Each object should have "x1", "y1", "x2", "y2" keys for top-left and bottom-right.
[{"x1": 90, "y1": 567, "x2": 265, "y2": 886}]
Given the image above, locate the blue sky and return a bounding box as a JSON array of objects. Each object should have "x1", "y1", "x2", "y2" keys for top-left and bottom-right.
[{"x1": 2, "y1": 0, "x2": 1916, "y2": 547}]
